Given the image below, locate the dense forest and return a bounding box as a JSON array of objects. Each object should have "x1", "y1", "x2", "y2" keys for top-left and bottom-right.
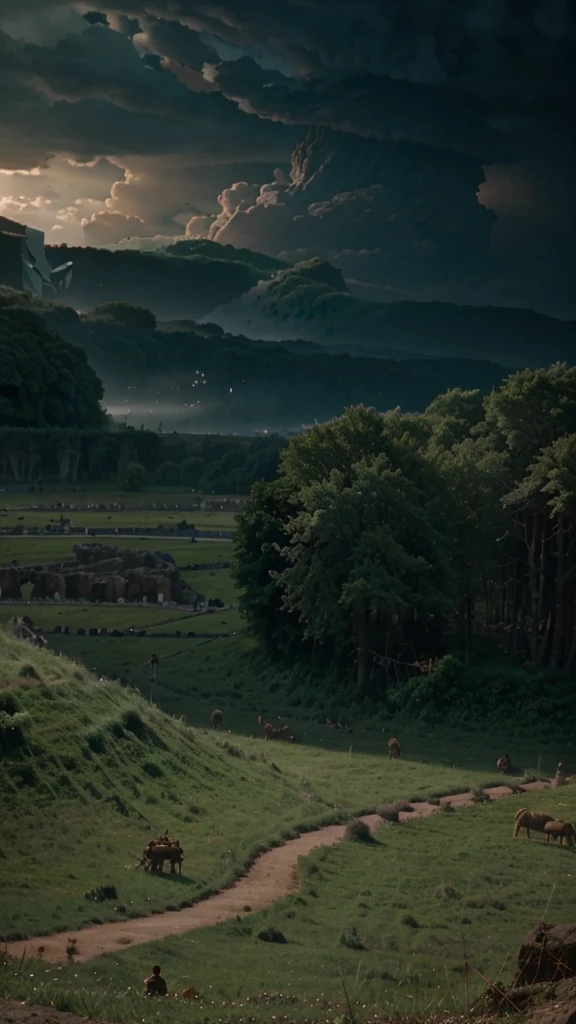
[
  {"x1": 0, "y1": 304, "x2": 105, "y2": 430},
  {"x1": 43, "y1": 242, "x2": 266, "y2": 320},
  {"x1": 0, "y1": 289, "x2": 286, "y2": 489},
  {"x1": 0, "y1": 289, "x2": 508, "y2": 433},
  {"x1": 235, "y1": 366, "x2": 576, "y2": 730}
]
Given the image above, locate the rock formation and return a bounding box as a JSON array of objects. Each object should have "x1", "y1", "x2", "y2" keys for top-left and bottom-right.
[{"x1": 0, "y1": 544, "x2": 202, "y2": 606}]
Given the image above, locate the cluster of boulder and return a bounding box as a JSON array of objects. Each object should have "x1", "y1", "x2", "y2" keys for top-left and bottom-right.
[
  {"x1": 0, "y1": 543, "x2": 203, "y2": 606},
  {"x1": 478, "y1": 922, "x2": 576, "y2": 1023}
]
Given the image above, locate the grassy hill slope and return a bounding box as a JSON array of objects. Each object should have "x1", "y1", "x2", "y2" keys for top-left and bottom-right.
[{"x1": 0, "y1": 632, "x2": 336, "y2": 941}]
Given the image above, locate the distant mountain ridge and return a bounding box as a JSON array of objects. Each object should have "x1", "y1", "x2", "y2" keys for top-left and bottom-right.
[
  {"x1": 0, "y1": 285, "x2": 506, "y2": 433},
  {"x1": 212, "y1": 257, "x2": 576, "y2": 368},
  {"x1": 3, "y1": 212, "x2": 572, "y2": 370}
]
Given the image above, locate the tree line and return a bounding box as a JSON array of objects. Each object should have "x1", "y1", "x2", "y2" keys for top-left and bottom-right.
[
  {"x1": 234, "y1": 365, "x2": 576, "y2": 729},
  {"x1": 0, "y1": 423, "x2": 285, "y2": 492}
]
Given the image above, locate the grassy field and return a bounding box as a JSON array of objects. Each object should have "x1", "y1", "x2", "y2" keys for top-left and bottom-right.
[
  {"x1": 0, "y1": 489, "x2": 243, "y2": 508},
  {"x1": 3, "y1": 489, "x2": 575, "y2": 1024},
  {"x1": 0, "y1": 536, "x2": 233, "y2": 566},
  {"x1": 52, "y1": 785, "x2": 576, "y2": 1011},
  {"x1": 2, "y1": 785, "x2": 576, "y2": 1023},
  {"x1": 0, "y1": 509, "x2": 237, "y2": 531},
  {"x1": 44, "y1": 625, "x2": 574, "y2": 780},
  {"x1": 0, "y1": 605, "x2": 243, "y2": 637}
]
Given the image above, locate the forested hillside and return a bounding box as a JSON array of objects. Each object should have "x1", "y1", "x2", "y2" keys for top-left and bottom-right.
[
  {"x1": 0, "y1": 304, "x2": 105, "y2": 429},
  {"x1": 0, "y1": 288, "x2": 506, "y2": 433},
  {"x1": 44, "y1": 244, "x2": 265, "y2": 320}
]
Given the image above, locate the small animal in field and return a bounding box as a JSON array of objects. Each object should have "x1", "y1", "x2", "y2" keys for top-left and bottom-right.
[
  {"x1": 145, "y1": 843, "x2": 183, "y2": 874},
  {"x1": 497, "y1": 753, "x2": 512, "y2": 774},
  {"x1": 388, "y1": 737, "x2": 401, "y2": 760},
  {"x1": 513, "y1": 808, "x2": 556, "y2": 839},
  {"x1": 544, "y1": 820, "x2": 575, "y2": 847},
  {"x1": 210, "y1": 709, "x2": 223, "y2": 729}
]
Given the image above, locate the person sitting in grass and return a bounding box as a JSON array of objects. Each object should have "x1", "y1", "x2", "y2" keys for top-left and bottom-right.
[{"x1": 145, "y1": 965, "x2": 168, "y2": 996}]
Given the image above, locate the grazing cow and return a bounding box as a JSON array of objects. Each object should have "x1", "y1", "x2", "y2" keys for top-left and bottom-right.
[
  {"x1": 513, "y1": 808, "x2": 556, "y2": 839},
  {"x1": 210, "y1": 709, "x2": 223, "y2": 729},
  {"x1": 388, "y1": 737, "x2": 401, "y2": 760},
  {"x1": 544, "y1": 820, "x2": 575, "y2": 847},
  {"x1": 497, "y1": 753, "x2": 512, "y2": 775}
]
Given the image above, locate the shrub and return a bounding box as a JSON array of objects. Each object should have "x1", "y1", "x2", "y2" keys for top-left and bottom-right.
[
  {"x1": 377, "y1": 805, "x2": 399, "y2": 823},
  {"x1": 86, "y1": 728, "x2": 106, "y2": 754},
  {"x1": 18, "y1": 664, "x2": 40, "y2": 680},
  {"x1": 0, "y1": 693, "x2": 20, "y2": 715},
  {"x1": 0, "y1": 710, "x2": 29, "y2": 752},
  {"x1": 120, "y1": 461, "x2": 147, "y2": 492},
  {"x1": 142, "y1": 760, "x2": 163, "y2": 778},
  {"x1": 257, "y1": 927, "x2": 287, "y2": 944},
  {"x1": 401, "y1": 914, "x2": 419, "y2": 928},
  {"x1": 180, "y1": 456, "x2": 205, "y2": 486},
  {"x1": 85, "y1": 885, "x2": 117, "y2": 902},
  {"x1": 154, "y1": 461, "x2": 181, "y2": 486},
  {"x1": 121, "y1": 709, "x2": 145, "y2": 735},
  {"x1": 344, "y1": 819, "x2": 373, "y2": 843},
  {"x1": 339, "y1": 924, "x2": 364, "y2": 950},
  {"x1": 222, "y1": 741, "x2": 242, "y2": 757},
  {"x1": 86, "y1": 301, "x2": 156, "y2": 331},
  {"x1": 438, "y1": 884, "x2": 461, "y2": 901}
]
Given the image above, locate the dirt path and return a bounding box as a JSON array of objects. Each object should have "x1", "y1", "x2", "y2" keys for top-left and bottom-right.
[{"x1": 5, "y1": 780, "x2": 549, "y2": 965}]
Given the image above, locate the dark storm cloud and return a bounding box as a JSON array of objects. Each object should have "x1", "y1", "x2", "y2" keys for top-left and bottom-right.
[
  {"x1": 208, "y1": 56, "x2": 507, "y2": 161},
  {"x1": 0, "y1": 22, "x2": 298, "y2": 168},
  {"x1": 136, "y1": 16, "x2": 219, "y2": 68},
  {"x1": 209, "y1": 128, "x2": 496, "y2": 293},
  {"x1": 2, "y1": 1, "x2": 573, "y2": 166}
]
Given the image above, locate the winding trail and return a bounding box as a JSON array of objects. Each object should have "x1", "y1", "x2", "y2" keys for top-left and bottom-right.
[{"x1": 6, "y1": 780, "x2": 549, "y2": 965}]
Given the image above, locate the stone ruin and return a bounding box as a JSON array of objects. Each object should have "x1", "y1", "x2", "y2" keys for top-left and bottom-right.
[{"x1": 0, "y1": 543, "x2": 203, "y2": 606}]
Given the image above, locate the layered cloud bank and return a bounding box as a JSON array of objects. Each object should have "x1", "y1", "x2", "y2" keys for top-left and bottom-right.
[{"x1": 0, "y1": 0, "x2": 574, "y2": 316}]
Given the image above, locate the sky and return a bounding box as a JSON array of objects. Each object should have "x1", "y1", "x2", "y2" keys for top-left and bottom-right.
[{"x1": 1, "y1": 0, "x2": 575, "y2": 318}]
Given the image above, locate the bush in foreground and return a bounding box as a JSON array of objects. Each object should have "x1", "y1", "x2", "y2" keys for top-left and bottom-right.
[{"x1": 344, "y1": 819, "x2": 373, "y2": 843}]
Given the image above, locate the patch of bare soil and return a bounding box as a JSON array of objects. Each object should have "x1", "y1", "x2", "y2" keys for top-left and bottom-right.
[{"x1": 0, "y1": 999, "x2": 99, "y2": 1024}]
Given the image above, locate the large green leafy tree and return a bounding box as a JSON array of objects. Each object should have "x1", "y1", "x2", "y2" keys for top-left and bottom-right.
[
  {"x1": 422, "y1": 389, "x2": 507, "y2": 662},
  {"x1": 0, "y1": 307, "x2": 105, "y2": 429},
  {"x1": 237, "y1": 407, "x2": 455, "y2": 700},
  {"x1": 483, "y1": 365, "x2": 576, "y2": 672},
  {"x1": 234, "y1": 479, "x2": 303, "y2": 657},
  {"x1": 276, "y1": 455, "x2": 453, "y2": 700}
]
